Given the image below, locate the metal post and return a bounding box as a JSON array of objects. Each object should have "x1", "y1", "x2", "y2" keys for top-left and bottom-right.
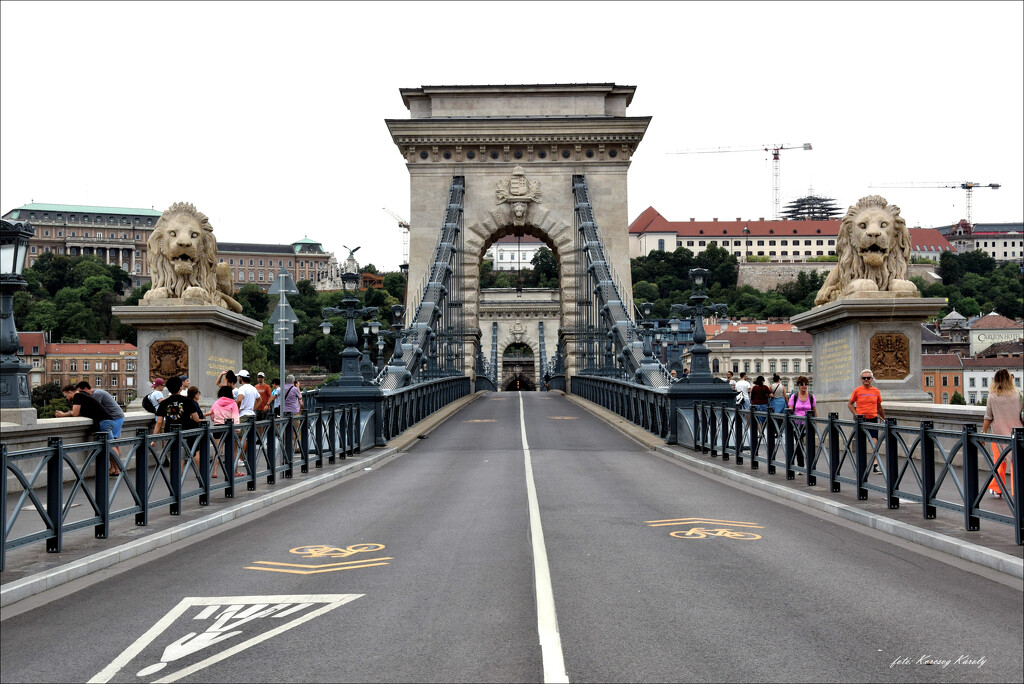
[
  {"x1": 46, "y1": 436, "x2": 63, "y2": 554},
  {"x1": 884, "y1": 418, "x2": 899, "y2": 509},
  {"x1": 224, "y1": 419, "x2": 236, "y2": 499},
  {"x1": 170, "y1": 426, "x2": 182, "y2": 515},
  {"x1": 855, "y1": 415, "x2": 868, "y2": 500},
  {"x1": 963, "y1": 424, "x2": 980, "y2": 531},
  {"x1": 804, "y1": 412, "x2": 816, "y2": 487},
  {"x1": 1011, "y1": 428, "x2": 1022, "y2": 545},
  {"x1": 828, "y1": 413, "x2": 840, "y2": 492},
  {"x1": 95, "y1": 432, "x2": 110, "y2": 539},
  {"x1": 920, "y1": 421, "x2": 936, "y2": 519},
  {"x1": 135, "y1": 428, "x2": 150, "y2": 523},
  {"x1": 199, "y1": 422, "x2": 211, "y2": 504},
  {"x1": 784, "y1": 409, "x2": 795, "y2": 480}
]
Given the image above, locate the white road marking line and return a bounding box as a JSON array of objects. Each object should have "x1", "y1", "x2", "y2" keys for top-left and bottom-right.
[{"x1": 520, "y1": 393, "x2": 569, "y2": 683}]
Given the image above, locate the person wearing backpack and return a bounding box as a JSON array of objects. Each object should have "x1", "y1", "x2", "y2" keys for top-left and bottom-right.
[
  {"x1": 788, "y1": 376, "x2": 816, "y2": 468},
  {"x1": 143, "y1": 378, "x2": 166, "y2": 417}
]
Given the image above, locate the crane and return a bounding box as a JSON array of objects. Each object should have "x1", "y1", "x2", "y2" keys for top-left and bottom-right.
[
  {"x1": 383, "y1": 207, "x2": 410, "y2": 269},
  {"x1": 670, "y1": 143, "x2": 813, "y2": 220},
  {"x1": 866, "y1": 182, "x2": 1000, "y2": 224}
]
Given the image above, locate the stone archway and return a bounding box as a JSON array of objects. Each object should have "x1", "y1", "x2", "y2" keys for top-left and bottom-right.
[{"x1": 387, "y1": 83, "x2": 651, "y2": 385}]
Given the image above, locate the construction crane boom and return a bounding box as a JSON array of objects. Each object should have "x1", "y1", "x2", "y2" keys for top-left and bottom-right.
[
  {"x1": 867, "y1": 182, "x2": 1000, "y2": 224},
  {"x1": 383, "y1": 207, "x2": 410, "y2": 268},
  {"x1": 669, "y1": 143, "x2": 812, "y2": 220}
]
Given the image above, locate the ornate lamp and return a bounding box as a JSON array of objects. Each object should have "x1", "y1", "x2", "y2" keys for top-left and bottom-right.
[
  {"x1": 341, "y1": 271, "x2": 360, "y2": 292},
  {"x1": 320, "y1": 299, "x2": 377, "y2": 386},
  {"x1": 679, "y1": 268, "x2": 728, "y2": 381},
  {"x1": 0, "y1": 220, "x2": 35, "y2": 410}
]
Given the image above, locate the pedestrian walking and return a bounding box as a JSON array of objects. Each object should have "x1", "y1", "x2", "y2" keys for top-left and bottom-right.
[
  {"x1": 207, "y1": 385, "x2": 241, "y2": 478},
  {"x1": 848, "y1": 369, "x2": 886, "y2": 474},
  {"x1": 981, "y1": 368, "x2": 1022, "y2": 498},
  {"x1": 788, "y1": 376, "x2": 817, "y2": 468},
  {"x1": 254, "y1": 372, "x2": 272, "y2": 420},
  {"x1": 270, "y1": 378, "x2": 281, "y2": 416},
  {"x1": 750, "y1": 375, "x2": 770, "y2": 423},
  {"x1": 769, "y1": 373, "x2": 788, "y2": 415},
  {"x1": 154, "y1": 376, "x2": 204, "y2": 435},
  {"x1": 735, "y1": 371, "x2": 751, "y2": 410}
]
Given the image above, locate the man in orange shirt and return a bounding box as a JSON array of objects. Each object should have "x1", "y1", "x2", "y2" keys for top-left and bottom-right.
[
  {"x1": 848, "y1": 368, "x2": 886, "y2": 474},
  {"x1": 254, "y1": 372, "x2": 272, "y2": 420}
]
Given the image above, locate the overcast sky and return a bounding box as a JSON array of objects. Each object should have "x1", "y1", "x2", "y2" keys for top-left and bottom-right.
[{"x1": 2, "y1": 1, "x2": 1021, "y2": 272}]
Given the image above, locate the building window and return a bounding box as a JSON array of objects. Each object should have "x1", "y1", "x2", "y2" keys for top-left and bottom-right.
[
  {"x1": 658, "y1": 239, "x2": 665, "y2": 251},
  {"x1": 686, "y1": 241, "x2": 694, "y2": 246},
  {"x1": 925, "y1": 376, "x2": 934, "y2": 387},
  {"x1": 942, "y1": 393, "x2": 949, "y2": 404},
  {"x1": 70, "y1": 360, "x2": 77, "y2": 371},
  {"x1": 259, "y1": 259, "x2": 264, "y2": 266},
  {"x1": 249, "y1": 271, "x2": 255, "y2": 281},
  {"x1": 229, "y1": 259, "x2": 234, "y2": 265},
  {"x1": 96, "y1": 376, "x2": 103, "y2": 387},
  {"x1": 982, "y1": 377, "x2": 988, "y2": 387},
  {"x1": 769, "y1": 360, "x2": 776, "y2": 373},
  {"x1": 111, "y1": 377, "x2": 118, "y2": 387},
  {"x1": 110, "y1": 361, "x2": 118, "y2": 371},
  {"x1": 53, "y1": 361, "x2": 61, "y2": 371},
  {"x1": 732, "y1": 361, "x2": 739, "y2": 373},
  {"x1": 127, "y1": 360, "x2": 135, "y2": 371},
  {"x1": 793, "y1": 360, "x2": 800, "y2": 372},
  {"x1": 781, "y1": 360, "x2": 788, "y2": 372},
  {"x1": 969, "y1": 377, "x2": 976, "y2": 387},
  {"x1": 712, "y1": 359, "x2": 720, "y2": 373},
  {"x1": 259, "y1": 272, "x2": 265, "y2": 281},
  {"x1": 755, "y1": 361, "x2": 762, "y2": 373},
  {"x1": 83, "y1": 361, "x2": 90, "y2": 371},
  {"x1": 954, "y1": 376, "x2": 959, "y2": 387},
  {"x1": 743, "y1": 361, "x2": 750, "y2": 373}
]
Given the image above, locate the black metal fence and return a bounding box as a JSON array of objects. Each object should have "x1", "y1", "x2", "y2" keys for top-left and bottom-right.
[
  {"x1": 572, "y1": 376, "x2": 671, "y2": 439},
  {"x1": 688, "y1": 402, "x2": 1023, "y2": 545},
  {"x1": 380, "y1": 376, "x2": 472, "y2": 442},
  {"x1": 2, "y1": 405, "x2": 359, "y2": 571}
]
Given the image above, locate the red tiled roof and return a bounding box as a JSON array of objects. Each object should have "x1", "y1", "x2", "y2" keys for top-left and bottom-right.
[
  {"x1": 970, "y1": 314, "x2": 1023, "y2": 330},
  {"x1": 962, "y1": 357, "x2": 1023, "y2": 369},
  {"x1": 17, "y1": 332, "x2": 46, "y2": 351},
  {"x1": 921, "y1": 354, "x2": 963, "y2": 369},
  {"x1": 628, "y1": 207, "x2": 839, "y2": 238},
  {"x1": 47, "y1": 343, "x2": 138, "y2": 355},
  {"x1": 706, "y1": 323, "x2": 799, "y2": 336},
  {"x1": 908, "y1": 228, "x2": 953, "y2": 252},
  {"x1": 712, "y1": 330, "x2": 812, "y2": 347}
]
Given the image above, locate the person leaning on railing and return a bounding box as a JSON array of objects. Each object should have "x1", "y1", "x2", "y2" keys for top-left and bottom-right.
[{"x1": 981, "y1": 368, "x2": 1022, "y2": 499}]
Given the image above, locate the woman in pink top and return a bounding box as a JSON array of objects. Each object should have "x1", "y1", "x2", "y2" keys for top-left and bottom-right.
[
  {"x1": 982, "y1": 369, "x2": 1022, "y2": 498},
  {"x1": 207, "y1": 386, "x2": 240, "y2": 477},
  {"x1": 787, "y1": 376, "x2": 816, "y2": 468}
]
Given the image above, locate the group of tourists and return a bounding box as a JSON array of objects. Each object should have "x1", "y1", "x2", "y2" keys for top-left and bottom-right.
[
  {"x1": 56, "y1": 369, "x2": 307, "y2": 479},
  {"x1": 723, "y1": 367, "x2": 1021, "y2": 490}
]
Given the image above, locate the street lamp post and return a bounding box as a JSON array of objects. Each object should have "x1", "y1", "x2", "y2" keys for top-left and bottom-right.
[
  {"x1": 320, "y1": 299, "x2": 377, "y2": 387},
  {"x1": 0, "y1": 220, "x2": 35, "y2": 413},
  {"x1": 679, "y1": 268, "x2": 728, "y2": 381}
]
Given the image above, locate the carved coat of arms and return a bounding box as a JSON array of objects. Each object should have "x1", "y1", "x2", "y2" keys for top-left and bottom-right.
[
  {"x1": 870, "y1": 333, "x2": 910, "y2": 380},
  {"x1": 496, "y1": 166, "x2": 542, "y2": 227}
]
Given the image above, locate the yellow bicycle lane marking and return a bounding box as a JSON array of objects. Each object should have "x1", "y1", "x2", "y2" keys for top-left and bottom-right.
[
  {"x1": 246, "y1": 544, "x2": 392, "y2": 575},
  {"x1": 646, "y1": 517, "x2": 765, "y2": 541}
]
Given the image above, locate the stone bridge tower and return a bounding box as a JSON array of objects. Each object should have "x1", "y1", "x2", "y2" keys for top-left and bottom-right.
[{"x1": 386, "y1": 84, "x2": 650, "y2": 378}]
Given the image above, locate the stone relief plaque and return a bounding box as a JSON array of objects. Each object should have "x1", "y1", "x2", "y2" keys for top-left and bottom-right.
[
  {"x1": 150, "y1": 340, "x2": 189, "y2": 382},
  {"x1": 870, "y1": 333, "x2": 910, "y2": 380}
]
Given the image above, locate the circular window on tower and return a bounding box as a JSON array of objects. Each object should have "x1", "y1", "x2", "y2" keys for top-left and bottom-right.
[
  {"x1": 443, "y1": 151, "x2": 452, "y2": 159},
  {"x1": 514, "y1": 150, "x2": 523, "y2": 159},
  {"x1": 467, "y1": 150, "x2": 475, "y2": 159},
  {"x1": 538, "y1": 150, "x2": 547, "y2": 159},
  {"x1": 608, "y1": 149, "x2": 617, "y2": 158},
  {"x1": 419, "y1": 151, "x2": 429, "y2": 160},
  {"x1": 585, "y1": 149, "x2": 594, "y2": 158},
  {"x1": 490, "y1": 151, "x2": 499, "y2": 159},
  {"x1": 561, "y1": 149, "x2": 571, "y2": 159}
]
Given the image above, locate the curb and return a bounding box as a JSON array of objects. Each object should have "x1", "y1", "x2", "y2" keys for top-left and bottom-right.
[
  {"x1": 562, "y1": 392, "x2": 1023, "y2": 580},
  {"x1": 1, "y1": 446, "x2": 402, "y2": 609}
]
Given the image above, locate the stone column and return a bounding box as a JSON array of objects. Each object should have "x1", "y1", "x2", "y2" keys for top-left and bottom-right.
[{"x1": 791, "y1": 297, "x2": 946, "y2": 419}]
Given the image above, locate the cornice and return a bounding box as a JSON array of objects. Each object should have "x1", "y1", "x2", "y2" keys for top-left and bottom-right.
[{"x1": 386, "y1": 117, "x2": 651, "y2": 146}]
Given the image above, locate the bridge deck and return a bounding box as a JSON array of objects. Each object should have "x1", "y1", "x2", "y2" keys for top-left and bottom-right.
[{"x1": 1, "y1": 392, "x2": 1021, "y2": 682}]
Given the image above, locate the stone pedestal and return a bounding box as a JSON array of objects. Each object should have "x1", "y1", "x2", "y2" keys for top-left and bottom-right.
[
  {"x1": 791, "y1": 297, "x2": 946, "y2": 419},
  {"x1": 113, "y1": 304, "x2": 264, "y2": 408}
]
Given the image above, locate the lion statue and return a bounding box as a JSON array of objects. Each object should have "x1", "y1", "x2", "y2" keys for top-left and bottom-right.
[
  {"x1": 814, "y1": 195, "x2": 919, "y2": 306},
  {"x1": 141, "y1": 202, "x2": 242, "y2": 313}
]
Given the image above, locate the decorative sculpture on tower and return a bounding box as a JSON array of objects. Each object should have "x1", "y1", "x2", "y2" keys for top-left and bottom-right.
[
  {"x1": 140, "y1": 202, "x2": 242, "y2": 312},
  {"x1": 814, "y1": 195, "x2": 919, "y2": 306}
]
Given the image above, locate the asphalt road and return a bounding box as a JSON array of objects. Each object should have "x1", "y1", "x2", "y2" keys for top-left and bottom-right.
[{"x1": 1, "y1": 393, "x2": 1021, "y2": 683}]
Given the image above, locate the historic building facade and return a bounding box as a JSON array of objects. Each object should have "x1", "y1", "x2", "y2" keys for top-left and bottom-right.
[
  {"x1": 16, "y1": 332, "x2": 139, "y2": 405},
  {"x1": 4, "y1": 203, "x2": 336, "y2": 291}
]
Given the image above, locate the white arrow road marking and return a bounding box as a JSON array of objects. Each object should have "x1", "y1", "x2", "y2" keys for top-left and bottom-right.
[{"x1": 89, "y1": 594, "x2": 361, "y2": 683}]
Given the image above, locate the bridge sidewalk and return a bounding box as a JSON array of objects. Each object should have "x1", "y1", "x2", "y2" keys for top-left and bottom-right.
[
  {"x1": 562, "y1": 393, "x2": 1024, "y2": 578},
  {"x1": 0, "y1": 392, "x2": 482, "y2": 607}
]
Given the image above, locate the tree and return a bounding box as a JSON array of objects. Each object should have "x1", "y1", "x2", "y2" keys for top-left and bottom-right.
[
  {"x1": 362, "y1": 263, "x2": 379, "y2": 275},
  {"x1": 950, "y1": 391, "x2": 966, "y2": 405},
  {"x1": 383, "y1": 272, "x2": 406, "y2": 301},
  {"x1": 236, "y1": 284, "x2": 270, "y2": 321},
  {"x1": 781, "y1": 194, "x2": 843, "y2": 221},
  {"x1": 531, "y1": 247, "x2": 560, "y2": 287},
  {"x1": 32, "y1": 381, "x2": 65, "y2": 418}
]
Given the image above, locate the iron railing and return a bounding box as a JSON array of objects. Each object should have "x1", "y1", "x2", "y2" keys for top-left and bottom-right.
[
  {"x1": 2, "y1": 405, "x2": 359, "y2": 570},
  {"x1": 571, "y1": 376, "x2": 671, "y2": 439},
  {"x1": 380, "y1": 376, "x2": 472, "y2": 442},
  {"x1": 687, "y1": 402, "x2": 1023, "y2": 544}
]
